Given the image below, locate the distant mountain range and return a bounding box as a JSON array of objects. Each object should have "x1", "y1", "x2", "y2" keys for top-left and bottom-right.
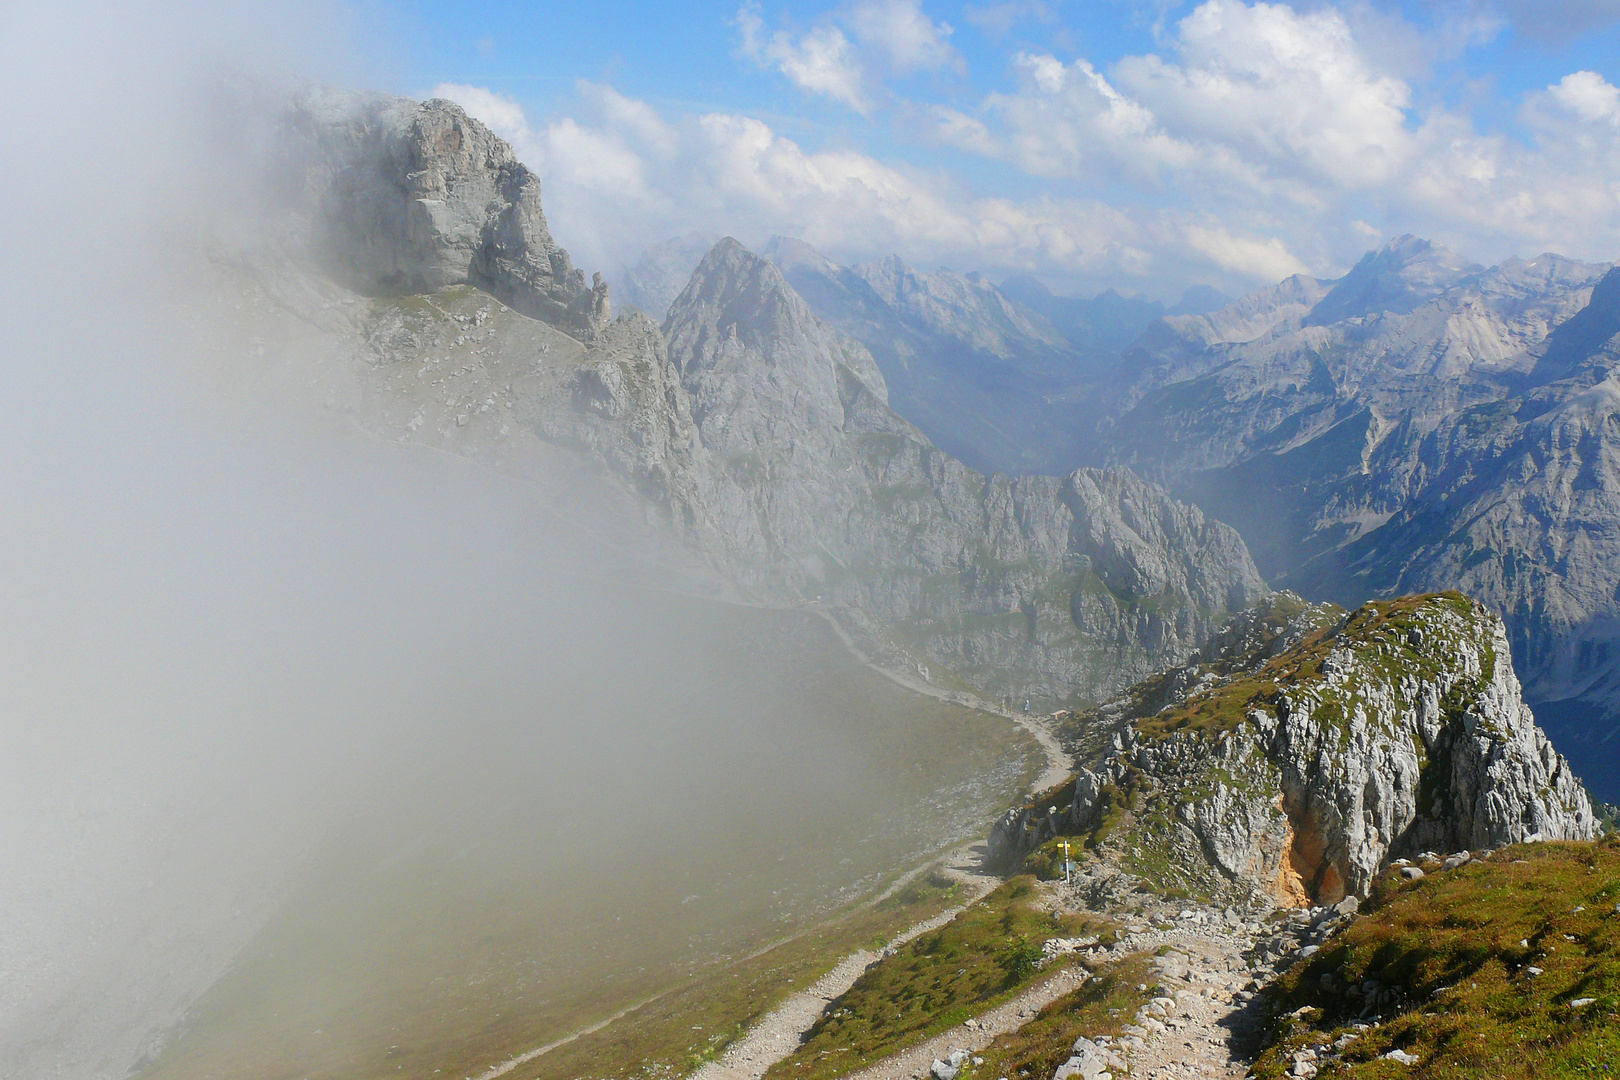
[
  {"x1": 622, "y1": 232, "x2": 1620, "y2": 800},
  {"x1": 619, "y1": 236, "x2": 1228, "y2": 475},
  {"x1": 1101, "y1": 237, "x2": 1620, "y2": 798}
]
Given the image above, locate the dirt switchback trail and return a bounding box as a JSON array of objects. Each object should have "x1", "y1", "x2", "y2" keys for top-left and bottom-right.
[{"x1": 688, "y1": 842, "x2": 1006, "y2": 1080}]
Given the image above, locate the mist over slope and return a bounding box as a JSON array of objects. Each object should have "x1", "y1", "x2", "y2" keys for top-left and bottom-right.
[
  {"x1": 0, "y1": 23, "x2": 1042, "y2": 1080},
  {"x1": 0, "y1": 53, "x2": 1255, "y2": 1080},
  {"x1": 230, "y1": 89, "x2": 1266, "y2": 709}
]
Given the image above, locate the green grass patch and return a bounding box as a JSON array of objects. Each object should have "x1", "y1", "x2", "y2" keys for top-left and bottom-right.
[
  {"x1": 1251, "y1": 836, "x2": 1620, "y2": 1078},
  {"x1": 763, "y1": 877, "x2": 1114, "y2": 1080},
  {"x1": 961, "y1": 955, "x2": 1153, "y2": 1080}
]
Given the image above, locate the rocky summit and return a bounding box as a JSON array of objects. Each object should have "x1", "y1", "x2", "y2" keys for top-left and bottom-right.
[
  {"x1": 992, "y1": 592, "x2": 1599, "y2": 905},
  {"x1": 228, "y1": 89, "x2": 1266, "y2": 707},
  {"x1": 278, "y1": 89, "x2": 610, "y2": 337}
]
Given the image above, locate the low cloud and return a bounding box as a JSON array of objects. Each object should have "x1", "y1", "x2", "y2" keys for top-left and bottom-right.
[{"x1": 1184, "y1": 222, "x2": 1310, "y2": 280}]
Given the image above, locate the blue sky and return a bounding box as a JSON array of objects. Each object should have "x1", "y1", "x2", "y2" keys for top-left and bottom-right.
[{"x1": 367, "y1": 0, "x2": 1620, "y2": 299}]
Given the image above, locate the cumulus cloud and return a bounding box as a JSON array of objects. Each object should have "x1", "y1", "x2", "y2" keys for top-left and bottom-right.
[
  {"x1": 927, "y1": 104, "x2": 1000, "y2": 156},
  {"x1": 848, "y1": 0, "x2": 962, "y2": 74},
  {"x1": 1548, "y1": 70, "x2": 1620, "y2": 126},
  {"x1": 436, "y1": 0, "x2": 1620, "y2": 300},
  {"x1": 928, "y1": 0, "x2": 1620, "y2": 277},
  {"x1": 986, "y1": 53, "x2": 1203, "y2": 182},
  {"x1": 1117, "y1": 1, "x2": 1415, "y2": 187},
  {"x1": 436, "y1": 79, "x2": 1315, "y2": 297},
  {"x1": 981, "y1": 2, "x2": 1413, "y2": 194},
  {"x1": 737, "y1": 0, "x2": 961, "y2": 112},
  {"x1": 739, "y1": 2, "x2": 869, "y2": 112}
]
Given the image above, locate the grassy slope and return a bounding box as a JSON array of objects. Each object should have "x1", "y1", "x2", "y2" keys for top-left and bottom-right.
[
  {"x1": 1253, "y1": 837, "x2": 1620, "y2": 1078},
  {"x1": 764, "y1": 877, "x2": 1115, "y2": 1080},
  {"x1": 965, "y1": 955, "x2": 1153, "y2": 1080}
]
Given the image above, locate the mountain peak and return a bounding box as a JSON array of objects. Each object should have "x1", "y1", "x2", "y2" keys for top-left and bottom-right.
[
  {"x1": 1304, "y1": 235, "x2": 1481, "y2": 326},
  {"x1": 666, "y1": 237, "x2": 809, "y2": 346}
]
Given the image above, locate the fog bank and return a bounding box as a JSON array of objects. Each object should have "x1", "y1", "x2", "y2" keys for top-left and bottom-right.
[{"x1": 0, "y1": 6, "x2": 1041, "y2": 1078}]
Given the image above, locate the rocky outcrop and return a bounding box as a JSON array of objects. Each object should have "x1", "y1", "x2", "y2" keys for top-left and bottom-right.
[
  {"x1": 279, "y1": 89, "x2": 609, "y2": 337},
  {"x1": 991, "y1": 593, "x2": 1599, "y2": 904}
]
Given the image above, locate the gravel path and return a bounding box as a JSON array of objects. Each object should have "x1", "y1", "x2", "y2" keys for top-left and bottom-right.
[
  {"x1": 1101, "y1": 921, "x2": 1267, "y2": 1080},
  {"x1": 821, "y1": 912, "x2": 1270, "y2": 1080},
  {"x1": 689, "y1": 843, "x2": 1006, "y2": 1080}
]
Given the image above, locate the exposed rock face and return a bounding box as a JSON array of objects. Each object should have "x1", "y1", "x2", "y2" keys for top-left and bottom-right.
[
  {"x1": 659, "y1": 239, "x2": 1267, "y2": 702},
  {"x1": 991, "y1": 593, "x2": 1599, "y2": 904},
  {"x1": 1103, "y1": 237, "x2": 1620, "y2": 797},
  {"x1": 280, "y1": 89, "x2": 608, "y2": 337},
  {"x1": 759, "y1": 237, "x2": 1115, "y2": 474},
  {"x1": 223, "y1": 91, "x2": 1269, "y2": 708}
]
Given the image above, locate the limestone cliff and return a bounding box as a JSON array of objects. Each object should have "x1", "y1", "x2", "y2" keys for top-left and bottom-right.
[
  {"x1": 278, "y1": 89, "x2": 609, "y2": 337},
  {"x1": 991, "y1": 592, "x2": 1599, "y2": 904}
]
